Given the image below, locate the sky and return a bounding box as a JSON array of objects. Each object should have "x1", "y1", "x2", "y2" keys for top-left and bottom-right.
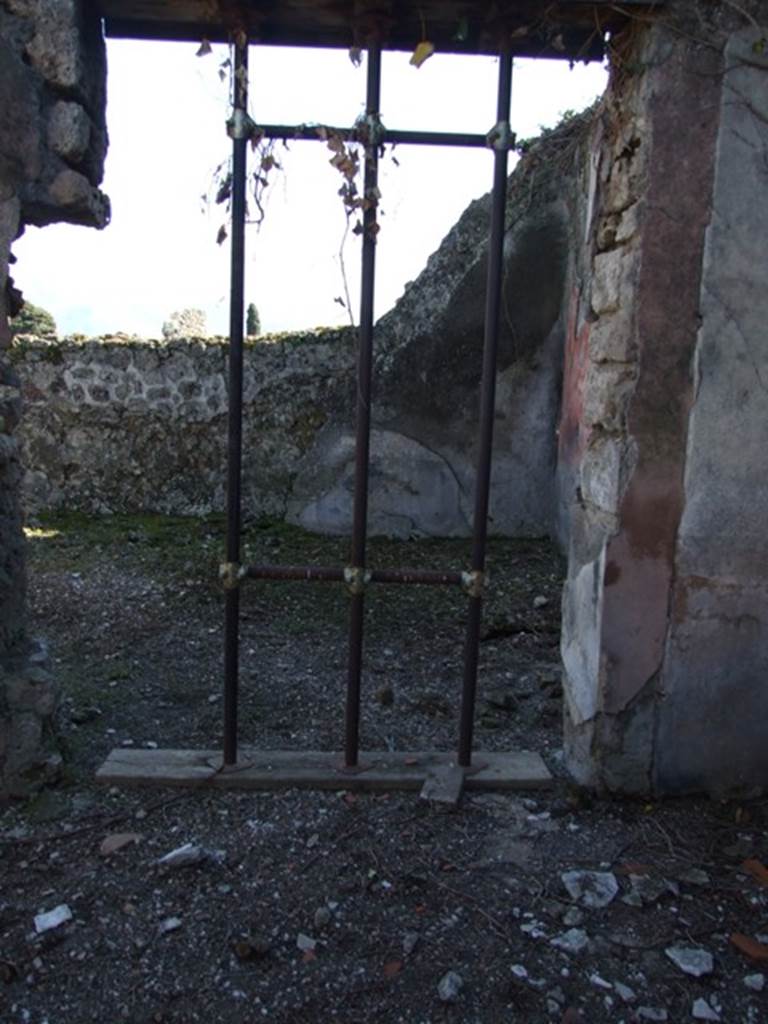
[{"x1": 13, "y1": 41, "x2": 607, "y2": 338}]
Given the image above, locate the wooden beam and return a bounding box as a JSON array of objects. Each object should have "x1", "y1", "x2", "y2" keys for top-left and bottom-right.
[
  {"x1": 96, "y1": 747, "x2": 553, "y2": 791},
  {"x1": 96, "y1": 1, "x2": 664, "y2": 58}
]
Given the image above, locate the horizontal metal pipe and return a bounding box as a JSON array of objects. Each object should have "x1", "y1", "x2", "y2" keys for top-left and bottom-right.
[
  {"x1": 244, "y1": 565, "x2": 344, "y2": 583},
  {"x1": 253, "y1": 123, "x2": 494, "y2": 149},
  {"x1": 241, "y1": 564, "x2": 465, "y2": 587},
  {"x1": 370, "y1": 568, "x2": 464, "y2": 587}
]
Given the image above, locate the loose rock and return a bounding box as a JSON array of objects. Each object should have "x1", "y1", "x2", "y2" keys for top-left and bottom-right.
[
  {"x1": 34, "y1": 905, "x2": 72, "y2": 934},
  {"x1": 637, "y1": 1008, "x2": 668, "y2": 1022},
  {"x1": 691, "y1": 998, "x2": 720, "y2": 1021},
  {"x1": 561, "y1": 870, "x2": 619, "y2": 908},
  {"x1": 437, "y1": 970, "x2": 464, "y2": 1002},
  {"x1": 665, "y1": 945, "x2": 714, "y2": 978},
  {"x1": 313, "y1": 907, "x2": 332, "y2": 930},
  {"x1": 614, "y1": 981, "x2": 637, "y2": 1003},
  {"x1": 550, "y1": 928, "x2": 589, "y2": 954},
  {"x1": 744, "y1": 973, "x2": 765, "y2": 992}
]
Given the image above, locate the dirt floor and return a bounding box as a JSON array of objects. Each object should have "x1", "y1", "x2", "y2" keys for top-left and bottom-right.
[{"x1": 2, "y1": 513, "x2": 768, "y2": 1023}]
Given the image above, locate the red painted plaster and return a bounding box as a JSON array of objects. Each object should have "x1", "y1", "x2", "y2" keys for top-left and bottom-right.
[
  {"x1": 558, "y1": 287, "x2": 591, "y2": 469},
  {"x1": 600, "y1": 43, "x2": 722, "y2": 715}
]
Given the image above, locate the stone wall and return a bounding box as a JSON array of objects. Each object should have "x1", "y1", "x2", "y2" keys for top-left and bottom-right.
[
  {"x1": 286, "y1": 111, "x2": 589, "y2": 539},
  {"x1": 557, "y1": 1, "x2": 768, "y2": 795},
  {"x1": 0, "y1": 0, "x2": 108, "y2": 798},
  {"x1": 12, "y1": 113, "x2": 592, "y2": 538},
  {"x1": 13, "y1": 330, "x2": 356, "y2": 521}
]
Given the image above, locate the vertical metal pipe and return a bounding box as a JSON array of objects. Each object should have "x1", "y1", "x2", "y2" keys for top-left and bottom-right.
[
  {"x1": 223, "y1": 31, "x2": 249, "y2": 767},
  {"x1": 458, "y1": 52, "x2": 514, "y2": 767},
  {"x1": 344, "y1": 44, "x2": 382, "y2": 768}
]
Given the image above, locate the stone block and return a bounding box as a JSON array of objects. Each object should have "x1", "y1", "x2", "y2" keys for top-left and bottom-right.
[
  {"x1": 0, "y1": 39, "x2": 42, "y2": 186},
  {"x1": 591, "y1": 249, "x2": 632, "y2": 316},
  {"x1": 48, "y1": 101, "x2": 91, "y2": 164},
  {"x1": 46, "y1": 169, "x2": 109, "y2": 228},
  {"x1": 588, "y1": 303, "x2": 636, "y2": 363},
  {"x1": 0, "y1": 642, "x2": 60, "y2": 800},
  {"x1": 24, "y1": 0, "x2": 82, "y2": 91},
  {"x1": 6, "y1": 667, "x2": 56, "y2": 715},
  {"x1": 580, "y1": 438, "x2": 622, "y2": 514},
  {"x1": 581, "y1": 362, "x2": 636, "y2": 433}
]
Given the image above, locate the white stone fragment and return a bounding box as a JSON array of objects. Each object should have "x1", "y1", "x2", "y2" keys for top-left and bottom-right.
[
  {"x1": 615, "y1": 981, "x2": 637, "y2": 1003},
  {"x1": 437, "y1": 970, "x2": 463, "y2": 1002},
  {"x1": 744, "y1": 973, "x2": 765, "y2": 992},
  {"x1": 156, "y1": 843, "x2": 206, "y2": 868},
  {"x1": 159, "y1": 916, "x2": 182, "y2": 934},
  {"x1": 637, "y1": 1008, "x2": 668, "y2": 1022},
  {"x1": 296, "y1": 933, "x2": 316, "y2": 952},
  {"x1": 511, "y1": 964, "x2": 528, "y2": 980},
  {"x1": 590, "y1": 973, "x2": 613, "y2": 989},
  {"x1": 550, "y1": 928, "x2": 589, "y2": 954},
  {"x1": 692, "y1": 998, "x2": 720, "y2": 1021},
  {"x1": 34, "y1": 904, "x2": 72, "y2": 934},
  {"x1": 520, "y1": 920, "x2": 547, "y2": 938},
  {"x1": 561, "y1": 870, "x2": 619, "y2": 908},
  {"x1": 664, "y1": 945, "x2": 714, "y2": 978}
]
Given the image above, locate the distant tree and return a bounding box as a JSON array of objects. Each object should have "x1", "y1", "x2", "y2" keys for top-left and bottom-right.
[
  {"x1": 162, "y1": 308, "x2": 208, "y2": 340},
  {"x1": 10, "y1": 302, "x2": 57, "y2": 338},
  {"x1": 246, "y1": 303, "x2": 261, "y2": 337}
]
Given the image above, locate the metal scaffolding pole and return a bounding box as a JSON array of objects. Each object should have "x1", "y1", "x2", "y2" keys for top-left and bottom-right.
[
  {"x1": 343, "y1": 43, "x2": 382, "y2": 769},
  {"x1": 457, "y1": 51, "x2": 514, "y2": 767},
  {"x1": 223, "y1": 30, "x2": 250, "y2": 767}
]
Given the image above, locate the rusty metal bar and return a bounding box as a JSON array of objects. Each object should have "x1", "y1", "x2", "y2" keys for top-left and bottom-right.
[
  {"x1": 253, "y1": 123, "x2": 497, "y2": 149},
  {"x1": 458, "y1": 51, "x2": 514, "y2": 768},
  {"x1": 371, "y1": 567, "x2": 463, "y2": 587},
  {"x1": 242, "y1": 564, "x2": 464, "y2": 587},
  {"x1": 223, "y1": 30, "x2": 250, "y2": 768},
  {"x1": 344, "y1": 43, "x2": 381, "y2": 769}
]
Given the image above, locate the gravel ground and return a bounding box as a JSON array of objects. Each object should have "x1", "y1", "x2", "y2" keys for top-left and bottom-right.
[{"x1": 1, "y1": 514, "x2": 768, "y2": 1023}]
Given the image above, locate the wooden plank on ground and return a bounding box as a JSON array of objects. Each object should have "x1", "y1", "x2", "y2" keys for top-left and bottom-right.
[
  {"x1": 420, "y1": 764, "x2": 465, "y2": 806},
  {"x1": 96, "y1": 748, "x2": 552, "y2": 791}
]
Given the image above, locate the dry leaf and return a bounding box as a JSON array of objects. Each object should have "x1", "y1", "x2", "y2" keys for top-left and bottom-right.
[
  {"x1": 99, "y1": 832, "x2": 142, "y2": 857},
  {"x1": 216, "y1": 225, "x2": 227, "y2": 246},
  {"x1": 404, "y1": 757, "x2": 419, "y2": 765},
  {"x1": 196, "y1": 38, "x2": 212, "y2": 57},
  {"x1": 741, "y1": 859, "x2": 768, "y2": 886},
  {"x1": 349, "y1": 46, "x2": 363, "y2": 67},
  {"x1": 730, "y1": 932, "x2": 768, "y2": 961},
  {"x1": 409, "y1": 41, "x2": 435, "y2": 69},
  {"x1": 302, "y1": 949, "x2": 317, "y2": 962},
  {"x1": 383, "y1": 959, "x2": 403, "y2": 978}
]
